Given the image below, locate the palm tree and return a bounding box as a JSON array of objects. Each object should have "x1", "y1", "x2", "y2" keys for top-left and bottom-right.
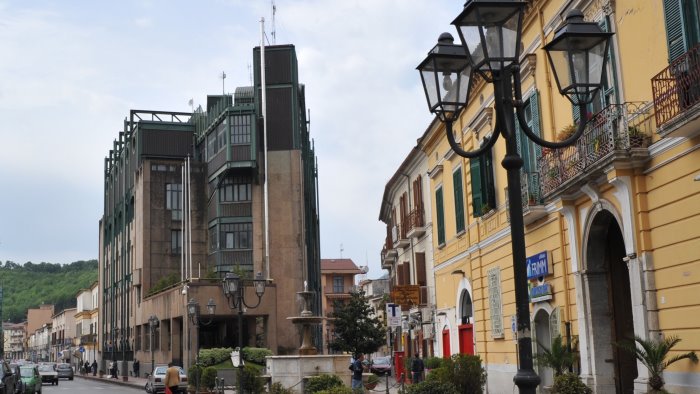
[
  {"x1": 535, "y1": 335, "x2": 574, "y2": 376},
  {"x1": 616, "y1": 335, "x2": 698, "y2": 391}
]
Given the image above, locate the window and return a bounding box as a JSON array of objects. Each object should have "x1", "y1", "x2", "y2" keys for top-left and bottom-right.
[
  {"x1": 453, "y1": 168, "x2": 465, "y2": 233},
  {"x1": 487, "y1": 267, "x2": 504, "y2": 338},
  {"x1": 207, "y1": 132, "x2": 216, "y2": 161},
  {"x1": 230, "y1": 115, "x2": 252, "y2": 144},
  {"x1": 209, "y1": 227, "x2": 217, "y2": 252},
  {"x1": 663, "y1": 0, "x2": 700, "y2": 62},
  {"x1": 220, "y1": 176, "x2": 252, "y2": 202},
  {"x1": 221, "y1": 223, "x2": 252, "y2": 250},
  {"x1": 216, "y1": 120, "x2": 227, "y2": 151},
  {"x1": 166, "y1": 184, "x2": 182, "y2": 220},
  {"x1": 171, "y1": 230, "x2": 182, "y2": 254},
  {"x1": 435, "y1": 187, "x2": 445, "y2": 245},
  {"x1": 333, "y1": 276, "x2": 344, "y2": 293},
  {"x1": 470, "y1": 150, "x2": 496, "y2": 217}
]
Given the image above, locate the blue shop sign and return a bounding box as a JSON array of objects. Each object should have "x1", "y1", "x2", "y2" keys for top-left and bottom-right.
[
  {"x1": 530, "y1": 283, "x2": 553, "y2": 302},
  {"x1": 526, "y1": 251, "x2": 551, "y2": 280}
]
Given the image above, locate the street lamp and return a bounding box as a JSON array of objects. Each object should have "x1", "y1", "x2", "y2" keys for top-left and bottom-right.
[
  {"x1": 148, "y1": 315, "x2": 159, "y2": 378},
  {"x1": 222, "y1": 272, "x2": 267, "y2": 394},
  {"x1": 187, "y1": 298, "x2": 216, "y2": 393},
  {"x1": 417, "y1": 3, "x2": 613, "y2": 393}
]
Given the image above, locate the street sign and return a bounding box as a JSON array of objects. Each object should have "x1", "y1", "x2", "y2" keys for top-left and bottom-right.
[
  {"x1": 391, "y1": 285, "x2": 421, "y2": 307},
  {"x1": 79, "y1": 346, "x2": 85, "y2": 353},
  {"x1": 386, "y1": 303, "x2": 401, "y2": 327}
]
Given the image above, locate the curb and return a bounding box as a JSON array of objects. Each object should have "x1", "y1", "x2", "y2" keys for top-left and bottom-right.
[{"x1": 75, "y1": 374, "x2": 146, "y2": 390}]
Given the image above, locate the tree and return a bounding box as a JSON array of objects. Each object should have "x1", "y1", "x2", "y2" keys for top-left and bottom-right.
[
  {"x1": 616, "y1": 335, "x2": 698, "y2": 392},
  {"x1": 329, "y1": 290, "x2": 385, "y2": 357}
]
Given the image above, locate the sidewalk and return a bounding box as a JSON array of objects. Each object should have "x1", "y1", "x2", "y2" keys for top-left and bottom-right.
[{"x1": 75, "y1": 372, "x2": 404, "y2": 393}]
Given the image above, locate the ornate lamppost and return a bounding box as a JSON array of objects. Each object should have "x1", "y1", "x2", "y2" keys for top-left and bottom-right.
[
  {"x1": 417, "y1": 2, "x2": 612, "y2": 393},
  {"x1": 148, "y1": 315, "x2": 159, "y2": 377},
  {"x1": 222, "y1": 272, "x2": 267, "y2": 394},
  {"x1": 187, "y1": 298, "x2": 216, "y2": 393}
]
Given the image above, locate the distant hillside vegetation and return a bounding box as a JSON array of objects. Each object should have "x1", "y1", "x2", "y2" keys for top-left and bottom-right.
[{"x1": 0, "y1": 259, "x2": 98, "y2": 322}]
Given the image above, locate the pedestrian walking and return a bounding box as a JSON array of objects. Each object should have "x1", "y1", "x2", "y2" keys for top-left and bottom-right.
[
  {"x1": 351, "y1": 354, "x2": 364, "y2": 391},
  {"x1": 84, "y1": 361, "x2": 90, "y2": 375},
  {"x1": 164, "y1": 362, "x2": 180, "y2": 394},
  {"x1": 411, "y1": 353, "x2": 425, "y2": 383},
  {"x1": 91, "y1": 360, "x2": 97, "y2": 376},
  {"x1": 110, "y1": 361, "x2": 118, "y2": 378},
  {"x1": 133, "y1": 359, "x2": 140, "y2": 377}
]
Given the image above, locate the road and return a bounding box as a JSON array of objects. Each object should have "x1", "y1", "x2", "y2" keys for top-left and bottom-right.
[{"x1": 38, "y1": 379, "x2": 144, "y2": 393}]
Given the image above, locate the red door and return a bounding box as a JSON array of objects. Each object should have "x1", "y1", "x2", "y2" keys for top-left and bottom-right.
[
  {"x1": 441, "y1": 329, "x2": 451, "y2": 358},
  {"x1": 458, "y1": 324, "x2": 474, "y2": 355}
]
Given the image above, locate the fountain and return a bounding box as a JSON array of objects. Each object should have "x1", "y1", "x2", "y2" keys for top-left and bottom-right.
[
  {"x1": 287, "y1": 281, "x2": 325, "y2": 355},
  {"x1": 265, "y1": 281, "x2": 352, "y2": 393}
]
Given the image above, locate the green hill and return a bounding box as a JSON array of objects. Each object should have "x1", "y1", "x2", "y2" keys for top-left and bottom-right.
[{"x1": 0, "y1": 260, "x2": 98, "y2": 322}]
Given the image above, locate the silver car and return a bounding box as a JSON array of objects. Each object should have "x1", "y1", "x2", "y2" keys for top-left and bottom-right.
[
  {"x1": 145, "y1": 365, "x2": 187, "y2": 394},
  {"x1": 55, "y1": 364, "x2": 73, "y2": 381}
]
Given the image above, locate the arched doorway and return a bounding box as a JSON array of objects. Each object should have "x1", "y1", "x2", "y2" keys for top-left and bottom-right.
[
  {"x1": 584, "y1": 210, "x2": 637, "y2": 393},
  {"x1": 533, "y1": 309, "x2": 553, "y2": 388},
  {"x1": 457, "y1": 290, "x2": 474, "y2": 355}
]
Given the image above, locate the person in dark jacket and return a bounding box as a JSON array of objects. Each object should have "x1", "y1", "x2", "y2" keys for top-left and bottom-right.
[
  {"x1": 351, "y1": 354, "x2": 365, "y2": 390},
  {"x1": 411, "y1": 353, "x2": 425, "y2": 383},
  {"x1": 133, "y1": 359, "x2": 140, "y2": 378},
  {"x1": 91, "y1": 360, "x2": 98, "y2": 376}
]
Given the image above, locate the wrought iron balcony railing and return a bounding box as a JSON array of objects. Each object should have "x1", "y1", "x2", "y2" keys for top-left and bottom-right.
[
  {"x1": 538, "y1": 102, "x2": 653, "y2": 198},
  {"x1": 652, "y1": 44, "x2": 700, "y2": 128}
]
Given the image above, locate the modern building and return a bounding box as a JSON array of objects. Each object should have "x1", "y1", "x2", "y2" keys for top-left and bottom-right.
[
  {"x1": 381, "y1": 1, "x2": 700, "y2": 393},
  {"x1": 320, "y1": 258, "x2": 362, "y2": 354},
  {"x1": 99, "y1": 43, "x2": 320, "y2": 376},
  {"x1": 379, "y1": 142, "x2": 435, "y2": 359}
]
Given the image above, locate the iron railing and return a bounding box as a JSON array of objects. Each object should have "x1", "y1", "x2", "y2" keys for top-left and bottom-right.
[
  {"x1": 521, "y1": 172, "x2": 542, "y2": 212},
  {"x1": 405, "y1": 207, "x2": 425, "y2": 233},
  {"x1": 538, "y1": 102, "x2": 652, "y2": 197},
  {"x1": 652, "y1": 44, "x2": 700, "y2": 127}
]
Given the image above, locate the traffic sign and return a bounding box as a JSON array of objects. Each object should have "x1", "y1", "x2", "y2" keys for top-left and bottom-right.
[{"x1": 79, "y1": 346, "x2": 85, "y2": 353}]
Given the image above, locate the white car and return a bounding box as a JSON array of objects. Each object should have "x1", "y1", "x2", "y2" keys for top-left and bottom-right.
[{"x1": 145, "y1": 365, "x2": 187, "y2": 394}]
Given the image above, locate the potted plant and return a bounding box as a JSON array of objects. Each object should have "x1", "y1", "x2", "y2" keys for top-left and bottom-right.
[
  {"x1": 363, "y1": 373, "x2": 379, "y2": 390},
  {"x1": 628, "y1": 126, "x2": 646, "y2": 147},
  {"x1": 552, "y1": 373, "x2": 592, "y2": 394},
  {"x1": 616, "y1": 335, "x2": 698, "y2": 393},
  {"x1": 557, "y1": 124, "x2": 577, "y2": 142}
]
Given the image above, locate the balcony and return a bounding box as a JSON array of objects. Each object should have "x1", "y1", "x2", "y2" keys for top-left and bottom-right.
[
  {"x1": 405, "y1": 207, "x2": 426, "y2": 239},
  {"x1": 521, "y1": 172, "x2": 547, "y2": 225},
  {"x1": 381, "y1": 247, "x2": 396, "y2": 270},
  {"x1": 392, "y1": 224, "x2": 410, "y2": 249},
  {"x1": 652, "y1": 44, "x2": 700, "y2": 137},
  {"x1": 538, "y1": 102, "x2": 653, "y2": 198}
]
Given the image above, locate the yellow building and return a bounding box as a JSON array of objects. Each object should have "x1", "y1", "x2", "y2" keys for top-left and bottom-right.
[{"x1": 381, "y1": 0, "x2": 700, "y2": 393}]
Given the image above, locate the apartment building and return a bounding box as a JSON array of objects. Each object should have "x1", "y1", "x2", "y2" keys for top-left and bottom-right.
[
  {"x1": 51, "y1": 308, "x2": 76, "y2": 363},
  {"x1": 99, "y1": 43, "x2": 320, "y2": 376},
  {"x1": 320, "y1": 258, "x2": 362, "y2": 354},
  {"x1": 381, "y1": 0, "x2": 700, "y2": 393},
  {"x1": 75, "y1": 282, "x2": 99, "y2": 365},
  {"x1": 3, "y1": 322, "x2": 26, "y2": 361}
]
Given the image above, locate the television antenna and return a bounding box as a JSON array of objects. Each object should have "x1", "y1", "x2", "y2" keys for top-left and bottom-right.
[{"x1": 220, "y1": 71, "x2": 226, "y2": 95}]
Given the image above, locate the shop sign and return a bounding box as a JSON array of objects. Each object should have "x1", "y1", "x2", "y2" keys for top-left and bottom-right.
[
  {"x1": 530, "y1": 283, "x2": 553, "y2": 302},
  {"x1": 526, "y1": 251, "x2": 552, "y2": 280}
]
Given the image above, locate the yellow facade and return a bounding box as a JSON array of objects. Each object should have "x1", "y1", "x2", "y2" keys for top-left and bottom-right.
[{"x1": 411, "y1": 0, "x2": 700, "y2": 393}]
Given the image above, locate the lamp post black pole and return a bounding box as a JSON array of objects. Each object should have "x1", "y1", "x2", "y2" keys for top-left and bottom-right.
[{"x1": 237, "y1": 292, "x2": 244, "y2": 394}]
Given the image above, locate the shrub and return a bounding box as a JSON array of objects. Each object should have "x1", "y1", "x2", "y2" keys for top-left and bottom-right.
[
  {"x1": 424, "y1": 357, "x2": 443, "y2": 370},
  {"x1": 305, "y1": 374, "x2": 343, "y2": 393},
  {"x1": 241, "y1": 347, "x2": 273, "y2": 364},
  {"x1": 187, "y1": 364, "x2": 202, "y2": 389},
  {"x1": 239, "y1": 364, "x2": 265, "y2": 393},
  {"x1": 270, "y1": 382, "x2": 295, "y2": 394},
  {"x1": 551, "y1": 373, "x2": 592, "y2": 394},
  {"x1": 426, "y1": 354, "x2": 486, "y2": 394},
  {"x1": 198, "y1": 347, "x2": 234, "y2": 367},
  {"x1": 201, "y1": 366, "x2": 218, "y2": 390},
  {"x1": 315, "y1": 386, "x2": 353, "y2": 394},
  {"x1": 405, "y1": 380, "x2": 459, "y2": 394}
]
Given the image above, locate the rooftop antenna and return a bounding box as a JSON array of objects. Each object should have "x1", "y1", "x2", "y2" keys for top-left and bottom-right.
[
  {"x1": 247, "y1": 63, "x2": 252, "y2": 85},
  {"x1": 340, "y1": 243, "x2": 344, "y2": 258},
  {"x1": 271, "y1": 0, "x2": 276, "y2": 44},
  {"x1": 220, "y1": 71, "x2": 226, "y2": 95}
]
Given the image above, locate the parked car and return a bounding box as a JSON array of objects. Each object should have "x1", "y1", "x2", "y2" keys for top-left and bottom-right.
[
  {"x1": 18, "y1": 366, "x2": 40, "y2": 394},
  {"x1": 0, "y1": 361, "x2": 19, "y2": 394},
  {"x1": 145, "y1": 365, "x2": 187, "y2": 394},
  {"x1": 55, "y1": 364, "x2": 73, "y2": 381},
  {"x1": 369, "y1": 356, "x2": 392, "y2": 376},
  {"x1": 36, "y1": 365, "x2": 57, "y2": 386}
]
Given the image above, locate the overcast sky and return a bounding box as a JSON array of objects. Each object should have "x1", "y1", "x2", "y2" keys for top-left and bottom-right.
[{"x1": 0, "y1": 0, "x2": 459, "y2": 279}]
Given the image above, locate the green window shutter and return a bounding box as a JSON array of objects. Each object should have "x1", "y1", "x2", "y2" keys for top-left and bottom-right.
[
  {"x1": 663, "y1": 0, "x2": 688, "y2": 62},
  {"x1": 453, "y1": 168, "x2": 465, "y2": 232},
  {"x1": 470, "y1": 158, "x2": 483, "y2": 217},
  {"x1": 530, "y1": 91, "x2": 542, "y2": 163},
  {"x1": 436, "y1": 187, "x2": 445, "y2": 245},
  {"x1": 483, "y1": 150, "x2": 496, "y2": 209}
]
